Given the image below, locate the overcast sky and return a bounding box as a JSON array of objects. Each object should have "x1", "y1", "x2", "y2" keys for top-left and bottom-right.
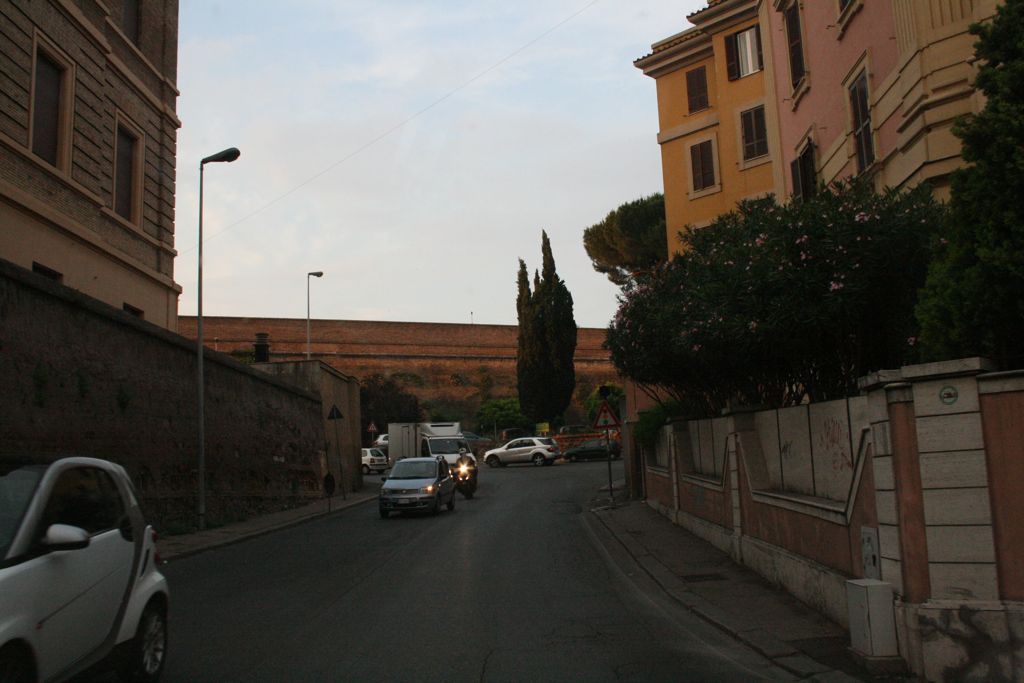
[{"x1": 174, "y1": 1, "x2": 704, "y2": 329}]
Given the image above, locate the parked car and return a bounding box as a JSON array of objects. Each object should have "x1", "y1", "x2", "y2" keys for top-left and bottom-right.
[
  {"x1": 372, "y1": 433, "x2": 389, "y2": 449},
  {"x1": 460, "y1": 431, "x2": 494, "y2": 457},
  {"x1": 483, "y1": 437, "x2": 560, "y2": 467},
  {"x1": 564, "y1": 438, "x2": 621, "y2": 462},
  {"x1": 360, "y1": 448, "x2": 389, "y2": 475},
  {"x1": 0, "y1": 456, "x2": 169, "y2": 682},
  {"x1": 378, "y1": 456, "x2": 457, "y2": 518}
]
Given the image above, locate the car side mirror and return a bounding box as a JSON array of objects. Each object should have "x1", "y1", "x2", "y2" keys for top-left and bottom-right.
[{"x1": 42, "y1": 523, "x2": 90, "y2": 551}]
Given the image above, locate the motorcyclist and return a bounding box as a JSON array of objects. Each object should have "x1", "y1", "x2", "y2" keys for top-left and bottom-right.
[{"x1": 455, "y1": 447, "x2": 477, "y2": 481}]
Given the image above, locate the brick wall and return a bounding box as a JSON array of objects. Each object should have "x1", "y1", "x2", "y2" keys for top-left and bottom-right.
[
  {"x1": 0, "y1": 258, "x2": 326, "y2": 533},
  {"x1": 180, "y1": 316, "x2": 618, "y2": 431}
]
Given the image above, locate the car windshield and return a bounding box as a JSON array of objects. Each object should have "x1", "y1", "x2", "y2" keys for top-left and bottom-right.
[
  {"x1": 0, "y1": 461, "x2": 46, "y2": 558},
  {"x1": 427, "y1": 438, "x2": 463, "y2": 455},
  {"x1": 389, "y1": 461, "x2": 436, "y2": 480}
]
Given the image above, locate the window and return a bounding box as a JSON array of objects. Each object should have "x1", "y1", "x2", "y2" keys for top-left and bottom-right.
[
  {"x1": 849, "y1": 71, "x2": 874, "y2": 172},
  {"x1": 783, "y1": 3, "x2": 806, "y2": 89},
  {"x1": 32, "y1": 262, "x2": 63, "y2": 282},
  {"x1": 123, "y1": 302, "x2": 144, "y2": 318},
  {"x1": 114, "y1": 124, "x2": 139, "y2": 221},
  {"x1": 690, "y1": 140, "x2": 716, "y2": 191},
  {"x1": 725, "y1": 26, "x2": 762, "y2": 80},
  {"x1": 32, "y1": 49, "x2": 65, "y2": 166},
  {"x1": 790, "y1": 143, "x2": 816, "y2": 201},
  {"x1": 740, "y1": 106, "x2": 768, "y2": 161},
  {"x1": 38, "y1": 468, "x2": 124, "y2": 536},
  {"x1": 839, "y1": 0, "x2": 853, "y2": 10},
  {"x1": 123, "y1": 0, "x2": 140, "y2": 43},
  {"x1": 686, "y1": 66, "x2": 709, "y2": 113}
]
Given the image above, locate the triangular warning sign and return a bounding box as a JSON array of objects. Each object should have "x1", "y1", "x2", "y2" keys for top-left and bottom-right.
[
  {"x1": 327, "y1": 405, "x2": 344, "y2": 420},
  {"x1": 593, "y1": 400, "x2": 620, "y2": 429}
]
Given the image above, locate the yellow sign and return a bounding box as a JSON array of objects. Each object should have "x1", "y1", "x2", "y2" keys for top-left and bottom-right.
[{"x1": 536, "y1": 422, "x2": 550, "y2": 435}]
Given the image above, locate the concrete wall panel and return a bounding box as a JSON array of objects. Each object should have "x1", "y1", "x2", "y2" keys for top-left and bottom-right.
[
  {"x1": 777, "y1": 405, "x2": 813, "y2": 496},
  {"x1": 809, "y1": 400, "x2": 856, "y2": 502}
]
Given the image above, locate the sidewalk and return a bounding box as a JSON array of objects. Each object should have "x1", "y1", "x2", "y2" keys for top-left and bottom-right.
[
  {"x1": 157, "y1": 483, "x2": 379, "y2": 561},
  {"x1": 589, "y1": 491, "x2": 897, "y2": 682}
]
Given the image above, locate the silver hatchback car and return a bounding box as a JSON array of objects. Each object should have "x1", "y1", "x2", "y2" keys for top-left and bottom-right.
[{"x1": 378, "y1": 457, "x2": 456, "y2": 518}]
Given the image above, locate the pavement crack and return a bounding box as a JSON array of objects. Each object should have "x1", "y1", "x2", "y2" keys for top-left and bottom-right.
[{"x1": 479, "y1": 647, "x2": 495, "y2": 683}]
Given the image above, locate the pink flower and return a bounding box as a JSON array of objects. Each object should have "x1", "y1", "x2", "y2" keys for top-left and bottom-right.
[
  {"x1": 855, "y1": 212, "x2": 869, "y2": 223},
  {"x1": 829, "y1": 281, "x2": 844, "y2": 291},
  {"x1": 907, "y1": 336, "x2": 918, "y2": 346},
  {"x1": 692, "y1": 344, "x2": 702, "y2": 352}
]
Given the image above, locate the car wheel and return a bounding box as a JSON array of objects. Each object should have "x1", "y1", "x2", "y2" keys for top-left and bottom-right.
[
  {"x1": 0, "y1": 643, "x2": 35, "y2": 683},
  {"x1": 361, "y1": 464, "x2": 370, "y2": 475},
  {"x1": 431, "y1": 495, "x2": 440, "y2": 516},
  {"x1": 379, "y1": 507, "x2": 389, "y2": 519},
  {"x1": 486, "y1": 455, "x2": 500, "y2": 468},
  {"x1": 117, "y1": 600, "x2": 167, "y2": 683},
  {"x1": 532, "y1": 453, "x2": 546, "y2": 466}
]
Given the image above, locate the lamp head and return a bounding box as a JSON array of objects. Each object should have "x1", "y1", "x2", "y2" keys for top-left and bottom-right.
[
  {"x1": 309, "y1": 271, "x2": 324, "y2": 278},
  {"x1": 201, "y1": 147, "x2": 241, "y2": 165}
]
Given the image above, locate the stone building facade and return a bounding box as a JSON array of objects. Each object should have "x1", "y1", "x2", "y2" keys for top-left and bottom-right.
[{"x1": 0, "y1": 0, "x2": 181, "y2": 330}]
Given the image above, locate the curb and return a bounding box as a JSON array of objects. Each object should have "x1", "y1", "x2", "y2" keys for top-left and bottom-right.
[
  {"x1": 160, "y1": 493, "x2": 377, "y2": 563},
  {"x1": 588, "y1": 503, "x2": 863, "y2": 682}
]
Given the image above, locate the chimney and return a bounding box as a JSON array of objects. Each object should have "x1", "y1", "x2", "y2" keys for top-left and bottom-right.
[{"x1": 254, "y1": 332, "x2": 270, "y2": 362}]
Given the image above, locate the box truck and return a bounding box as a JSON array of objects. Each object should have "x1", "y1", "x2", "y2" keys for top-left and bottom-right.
[{"x1": 386, "y1": 422, "x2": 473, "y2": 467}]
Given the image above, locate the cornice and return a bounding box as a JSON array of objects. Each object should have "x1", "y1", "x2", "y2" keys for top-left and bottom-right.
[{"x1": 634, "y1": 28, "x2": 712, "y2": 77}]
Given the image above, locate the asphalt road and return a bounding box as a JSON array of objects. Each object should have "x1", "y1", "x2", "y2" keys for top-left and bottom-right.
[{"x1": 157, "y1": 461, "x2": 793, "y2": 682}]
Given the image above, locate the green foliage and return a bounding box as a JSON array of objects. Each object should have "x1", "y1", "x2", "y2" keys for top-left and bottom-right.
[
  {"x1": 475, "y1": 397, "x2": 531, "y2": 434},
  {"x1": 607, "y1": 180, "x2": 943, "y2": 415},
  {"x1": 516, "y1": 231, "x2": 578, "y2": 423},
  {"x1": 583, "y1": 194, "x2": 668, "y2": 286},
  {"x1": 583, "y1": 383, "x2": 625, "y2": 423},
  {"x1": 916, "y1": 0, "x2": 1024, "y2": 367},
  {"x1": 634, "y1": 401, "x2": 680, "y2": 449},
  {"x1": 359, "y1": 374, "x2": 422, "y2": 443}
]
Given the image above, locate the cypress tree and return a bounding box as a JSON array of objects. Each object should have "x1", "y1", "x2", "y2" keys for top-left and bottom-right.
[{"x1": 516, "y1": 232, "x2": 578, "y2": 423}]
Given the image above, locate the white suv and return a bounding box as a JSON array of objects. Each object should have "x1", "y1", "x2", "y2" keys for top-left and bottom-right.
[
  {"x1": 484, "y1": 437, "x2": 560, "y2": 467},
  {"x1": 0, "y1": 457, "x2": 169, "y2": 682}
]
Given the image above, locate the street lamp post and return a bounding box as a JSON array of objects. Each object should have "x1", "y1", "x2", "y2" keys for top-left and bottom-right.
[
  {"x1": 306, "y1": 271, "x2": 323, "y2": 359},
  {"x1": 197, "y1": 146, "x2": 240, "y2": 531}
]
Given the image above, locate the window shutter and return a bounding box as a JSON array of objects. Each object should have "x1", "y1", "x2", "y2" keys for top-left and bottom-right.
[
  {"x1": 785, "y1": 5, "x2": 805, "y2": 89},
  {"x1": 755, "y1": 25, "x2": 763, "y2": 71},
  {"x1": 791, "y1": 159, "x2": 803, "y2": 201},
  {"x1": 725, "y1": 34, "x2": 739, "y2": 81}
]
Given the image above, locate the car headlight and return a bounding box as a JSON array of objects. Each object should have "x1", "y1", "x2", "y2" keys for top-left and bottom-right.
[{"x1": 422, "y1": 484, "x2": 436, "y2": 494}]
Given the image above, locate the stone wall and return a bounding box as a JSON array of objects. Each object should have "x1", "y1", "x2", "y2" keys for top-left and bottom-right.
[
  {"x1": 179, "y1": 316, "x2": 618, "y2": 432},
  {"x1": 0, "y1": 258, "x2": 326, "y2": 533}
]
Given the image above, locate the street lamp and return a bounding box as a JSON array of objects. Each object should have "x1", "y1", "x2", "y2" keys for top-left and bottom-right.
[
  {"x1": 307, "y1": 271, "x2": 324, "y2": 359},
  {"x1": 197, "y1": 146, "x2": 240, "y2": 531}
]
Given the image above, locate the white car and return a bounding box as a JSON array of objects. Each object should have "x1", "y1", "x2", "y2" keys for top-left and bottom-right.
[
  {"x1": 0, "y1": 456, "x2": 169, "y2": 682},
  {"x1": 483, "y1": 437, "x2": 560, "y2": 467},
  {"x1": 361, "y1": 448, "x2": 389, "y2": 474},
  {"x1": 372, "y1": 434, "x2": 389, "y2": 449}
]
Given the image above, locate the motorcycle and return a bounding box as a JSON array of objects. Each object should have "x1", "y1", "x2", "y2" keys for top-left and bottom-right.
[{"x1": 454, "y1": 452, "x2": 478, "y2": 499}]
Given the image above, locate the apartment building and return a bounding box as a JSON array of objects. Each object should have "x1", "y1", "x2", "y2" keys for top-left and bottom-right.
[
  {"x1": 0, "y1": 0, "x2": 181, "y2": 329},
  {"x1": 634, "y1": 0, "x2": 777, "y2": 256},
  {"x1": 763, "y1": 0, "x2": 997, "y2": 201}
]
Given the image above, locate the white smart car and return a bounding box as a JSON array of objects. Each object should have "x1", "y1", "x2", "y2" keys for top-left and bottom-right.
[{"x1": 0, "y1": 456, "x2": 169, "y2": 682}]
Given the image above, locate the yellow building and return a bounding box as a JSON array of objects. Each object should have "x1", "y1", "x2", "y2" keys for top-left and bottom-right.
[{"x1": 634, "y1": 0, "x2": 777, "y2": 256}]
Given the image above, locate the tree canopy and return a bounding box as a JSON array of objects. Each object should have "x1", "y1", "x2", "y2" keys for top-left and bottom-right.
[
  {"x1": 516, "y1": 231, "x2": 578, "y2": 423},
  {"x1": 607, "y1": 180, "x2": 943, "y2": 416},
  {"x1": 583, "y1": 194, "x2": 667, "y2": 286},
  {"x1": 359, "y1": 374, "x2": 422, "y2": 443},
  {"x1": 916, "y1": 0, "x2": 1024, "y2": 367}
]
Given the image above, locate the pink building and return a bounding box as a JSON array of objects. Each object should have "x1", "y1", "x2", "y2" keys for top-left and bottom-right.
[{"x1": 762, "y1": 1, "x2": 900, "y2": 198}]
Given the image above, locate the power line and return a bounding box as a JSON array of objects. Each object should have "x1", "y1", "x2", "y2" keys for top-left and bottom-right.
[{"x1": 186, "y1": 0, "x2": 600, "y2": 252}]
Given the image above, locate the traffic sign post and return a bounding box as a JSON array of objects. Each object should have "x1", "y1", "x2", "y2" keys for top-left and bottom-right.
[
  {"x1": 327, "y1": 404, "x2": 346, "y2": 501},
  {"x1": 593, "y1": 399, "x2": 621, "y2": 506}
]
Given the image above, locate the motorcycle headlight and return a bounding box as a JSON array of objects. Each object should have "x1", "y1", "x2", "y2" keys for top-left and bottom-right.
[{"x1": 459, "y1": 464, "x2": 469, "y2": 475}]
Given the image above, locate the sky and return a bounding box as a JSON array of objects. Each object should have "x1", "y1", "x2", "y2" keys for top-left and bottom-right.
[{"x1": 174, "y1": 1, "x2": 705, "y2": 329}]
